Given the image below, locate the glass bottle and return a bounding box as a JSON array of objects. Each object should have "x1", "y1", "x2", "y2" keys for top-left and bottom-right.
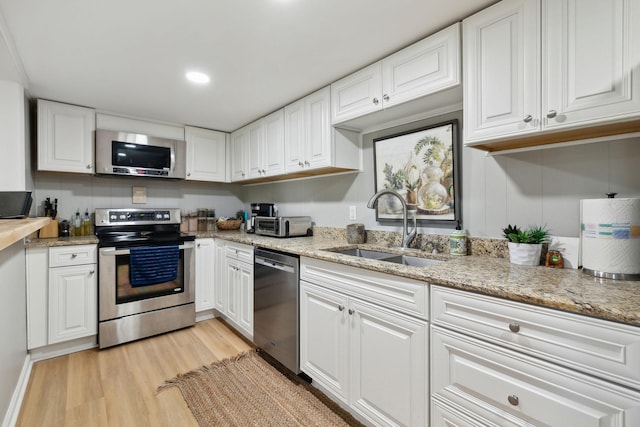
[
  {"x1": 74, "y1": 211, "x2": 82, "y2": 236},
  {"x1": 82, "y1": 210, "x2": 91, "y2": 236}
]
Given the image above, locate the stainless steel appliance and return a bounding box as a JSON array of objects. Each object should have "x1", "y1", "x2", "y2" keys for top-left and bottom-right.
[
  {"x1": 95, "y1": 208, "x2": 196, "y2": 348},
  {"x1": 254, "y1": 248, "x2": 300, "y2": 373},
  {"x1": 254, "y1": 216, "x2": 312, "y2": 238},
  {"x1": 249, "y1": 203, "x2": 277, "y2": 232},
  {"x1": 95, "y1": 129, "x2": 186, "y2": 179}
]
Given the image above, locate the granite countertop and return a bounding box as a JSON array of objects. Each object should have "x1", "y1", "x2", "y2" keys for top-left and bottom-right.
[
  {"x1": 26, "y1": 230, "x2": 640, "y2": 327},
  {"x1": 203, "y1": 230, "x2": 640, "y2": 328}
]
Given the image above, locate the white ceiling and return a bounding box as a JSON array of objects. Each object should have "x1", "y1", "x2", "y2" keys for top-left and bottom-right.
[{"x1": 0, "y1": 0, "x2": 495, "y2": 133}]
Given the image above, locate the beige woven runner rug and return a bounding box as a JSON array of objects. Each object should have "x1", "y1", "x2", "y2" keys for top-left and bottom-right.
[{"x1": 158, "y1": 350, "x2": 354, "y2": 427}]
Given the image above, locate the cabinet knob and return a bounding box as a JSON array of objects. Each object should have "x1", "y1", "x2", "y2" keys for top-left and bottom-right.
[
  {"x1": 71, "y1": 253, "x2": 77, "y2": 258},
  {"x1": 523, "y1": 115, "x2": 533, "y2": 123},
  {"x1": 261, "y1": 169, "x2": 266, "y2": 174},
  {"x1": 197, "y1": 243, "x2": 201, "y2": 248},
  {"x1": 348, "y1": 308, "x2": 355, "y2": 315},
  {"x1": 372, "y1": 97, "x2": 379, "y2": 105},
  {"x1": 304, "y1": 160, "x2": 310, "y2": 166},
  {"x1": 507, "y1": 395, "x2": 519, "y2": 406},
  {"x1": 187, "y1": 172, "x2": 191, "y2": 177},
  {"x1": 338, "y1": 305, "x2": 345, "y2": 311},
  {"x1": 508, "y1": 322, "x2": 520, "y2": 333},
  {"x1": 86, "y1": 164, "x2": 91, "y2": 169},
  {"x1": 89, "y1": 270, "x2": 95, "y2": 275},
  {"x1": 383, "y1": 94, "x2": 389, "y2": 102},
  {"x1": 546, "y1": 110, "x2": 557, "y2": 119},
  {"x1": 241, "y1": 172, "x2": 245, "y2": 177},
  {"x1": 298, "y1": 161, "x2": 304, "y2": 167}
]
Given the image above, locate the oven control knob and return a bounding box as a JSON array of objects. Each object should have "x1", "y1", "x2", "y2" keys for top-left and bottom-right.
[
  {"x1": 164, "y1": 213, "x2": 170, "y2": 219},
  {"x1": 119, "y1": 214, "x2": 126, "y2": 220},
  {"x1": 156, "y1": 213, "x2": 162, "y2": 219},
  {"x1": 110, "y1": 214, "x2": 117, "y2": 220}
]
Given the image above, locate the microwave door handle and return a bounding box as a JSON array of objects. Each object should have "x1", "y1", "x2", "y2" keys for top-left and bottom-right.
[{"x1": 170, "y1": 147, "x2": 176, "y2": 173}]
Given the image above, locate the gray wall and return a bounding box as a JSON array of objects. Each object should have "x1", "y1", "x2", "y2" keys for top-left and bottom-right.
[{"x1": 0, "y1": 80, "x2": 29, "y2": 425}]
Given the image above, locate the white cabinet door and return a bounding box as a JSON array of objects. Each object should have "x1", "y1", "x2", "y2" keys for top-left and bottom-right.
[
  {"x1": 350, "y1": 298, "x2": 427, "y2": 427},
  {"x1": 304, "y1": 86, "x2": 332, "y2": 170},
  {"x1": 214, "y1": 239, "x2": 227, "y2": 313},
  {"x1": 230, "y1": 126, "x2": 249, "y2": 181},
  {"x1": 225, "y1": 258, "x2": 240, "y2": 323},
  {"x1": 185, "y1": 126, "x2": 227, "y2": 182},
  {"x1": 237, "y1": 261, "x2": 254, "y2": 338},
  {"x1": 300, "y1": 281, "x2": 350, "y2": 404},
  {"x1": 543, "y1": 0, "x2": 640, "y2": 130},
  {"x1": 331, "y1": 63, "x2": 382, "y2": 124},
  {"x1": 284, "y1": 98, "x2": 306, "y2": 172},
  {"x1": 37, "y1": 99, "x2": 95, "y2": 174},
  {"x1": 431, "y1": 325, "x2": 640, "y2": 427},
  {"x1": 195, "y1": 238, "x2": 215, "y2": 312},
  {"x1": 463, "y1": 0, "x2": 541, "y2": 144},
  {"x1": 247, "y1": 120, "x2": 264, "y2": 180},
  {"x1": 382, "y1": 23, "x2": 460, "y2": 109},
  {"x1": 48, "y1": 264, "x2": 97, "y2": 344},
  {"x1": 263, "y1": 109, "x2": 285, "y2": 177}
]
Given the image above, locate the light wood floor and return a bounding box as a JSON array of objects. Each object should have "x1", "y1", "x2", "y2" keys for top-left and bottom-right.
[{"x1": 17, "y1": 318, "x2": 253, "y2": 427}]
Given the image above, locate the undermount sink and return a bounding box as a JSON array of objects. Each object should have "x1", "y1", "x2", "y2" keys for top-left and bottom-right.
[{"x1": 328, "y1": 248, "x2": 443, "y2": 267}]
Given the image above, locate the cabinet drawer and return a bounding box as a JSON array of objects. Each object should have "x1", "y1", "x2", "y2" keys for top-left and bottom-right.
[
  {"x1": 301, "y1": 257, "x2": 428, "y2": 320},
  {"x1": 431, "y1": 286, "x2": 640, "y2": 390},
  {"x1": 224, "y1": 241, "x2": 253, "y2": 264},
  {"x1": 49, "y1": 244, "x2": 97, "y2": 267},
  {"x1": 431, "y1": 325, "x2": 640, "y2": 427}
]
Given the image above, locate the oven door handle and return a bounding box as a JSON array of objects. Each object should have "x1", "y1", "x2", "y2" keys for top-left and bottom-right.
[{"x1": 100, "y1": 242, "x2": 195, "y2": 256}]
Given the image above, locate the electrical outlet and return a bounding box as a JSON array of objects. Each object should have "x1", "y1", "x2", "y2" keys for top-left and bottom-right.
[
  {"x1": 349, "y1": 205, "x2": 357, "y2": 220},
  {"x1": 132, "y1": 186, "x2": 147, "y2": 204}
]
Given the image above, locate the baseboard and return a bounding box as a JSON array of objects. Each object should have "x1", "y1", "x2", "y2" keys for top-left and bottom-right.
[
  {"x1": 195, "y1": 309, "x2": 215, "y2": 322},
  {"x1": 1, "y1": 354, "x2": 32, "y2": 427},
  {"x1": 29, "y1": 335, "x2": 97, "y2": 362}
]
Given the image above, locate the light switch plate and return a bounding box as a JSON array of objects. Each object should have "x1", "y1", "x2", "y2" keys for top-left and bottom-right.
[{"x1": 132, "y1": 186, "x2": 147, "y2": 204}]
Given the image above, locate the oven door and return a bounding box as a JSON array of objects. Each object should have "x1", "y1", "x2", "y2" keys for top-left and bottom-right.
[{"x1": 98, "y1": 241, "x2": 195, "y2": 321}]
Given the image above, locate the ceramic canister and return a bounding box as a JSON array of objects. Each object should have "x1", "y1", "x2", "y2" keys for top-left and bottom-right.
[{"x1": 449, "y1": 229, "x2": 468, "y2": 255}]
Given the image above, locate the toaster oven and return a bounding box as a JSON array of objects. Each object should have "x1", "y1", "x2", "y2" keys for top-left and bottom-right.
[{"x1": 254, "y1": 216, "x2": 312, "y2": 238}]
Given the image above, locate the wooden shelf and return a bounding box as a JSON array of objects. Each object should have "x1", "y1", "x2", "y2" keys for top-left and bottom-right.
[{"x1": 0, "y1": 217, "x2": 51, "y2": 251}]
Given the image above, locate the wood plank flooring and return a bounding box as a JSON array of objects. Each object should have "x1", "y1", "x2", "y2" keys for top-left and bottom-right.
[{"x1": 17, "y1": 318, "x2": 253, "y2": 427}]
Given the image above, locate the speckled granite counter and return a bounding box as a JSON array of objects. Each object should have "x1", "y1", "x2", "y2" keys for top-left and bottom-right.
[
  {"x1": 25, "y1": 235, "x2": 99, "y2": 247},
  {"x1": 26, "y1": 229, "x2": 640, "y2": 327},
  {"x1": 194, "y1": 230, "x2": 640, "y2": 327}
]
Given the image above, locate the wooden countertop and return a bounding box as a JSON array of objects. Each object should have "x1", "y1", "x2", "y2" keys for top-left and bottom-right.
[{"x1": 0, "y1": 217, "x2": 51, "y2": 251}]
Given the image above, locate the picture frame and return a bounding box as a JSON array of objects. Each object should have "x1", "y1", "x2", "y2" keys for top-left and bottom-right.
[{"x1": 373, "y1": 120, "x2": 460, "y2": 225}]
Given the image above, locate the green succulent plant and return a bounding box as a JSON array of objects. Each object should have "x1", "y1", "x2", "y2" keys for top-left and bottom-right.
[{"x1": 502, "y1": 224, "x2": 550, "y2": 244}]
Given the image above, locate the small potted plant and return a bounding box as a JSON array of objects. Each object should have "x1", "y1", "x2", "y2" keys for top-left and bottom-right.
[{"x1": 502, "y1": 224, "x2": 550, "y2": 265}]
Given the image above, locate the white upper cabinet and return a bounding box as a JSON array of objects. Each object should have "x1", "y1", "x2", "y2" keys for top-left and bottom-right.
[
  {"x1": 185, "y1": 126, "x2": 227, "y2": 182},
  {"x1": 247, "y1": 109, "x2": 285, "y2": 180},
  {"x1": 37, "y1": 99, "x2": 95, "y2": 174},
  {"x1": 230, "y1": 125, "x2": 249, "y2": 181},
  {"x1": 331, "y1": 23, "x2": 461, "y2": 130},
  {"x1": 285, "y1": 86, "x2": 361, "y2": 174},
  {"x1": 464, "y1": 0, "x2": 640, "y2": 152}
]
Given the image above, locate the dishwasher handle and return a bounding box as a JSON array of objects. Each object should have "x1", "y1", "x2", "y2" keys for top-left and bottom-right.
[{"x1": 255, "y1": 256, "x2": 295, "y2": 273}]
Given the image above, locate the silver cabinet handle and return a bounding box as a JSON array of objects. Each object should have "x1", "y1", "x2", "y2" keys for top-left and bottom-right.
[
  {"x1": 523, "y1": 115, "x2": 533, "y2": 123},
  {"x1": 304, "y1": 160, "x2": 310, "y2": 166},
  {"x1": 86, "y1": 164, "x2": 92, "y2": 169},
  {"x1": 197, "y1": 243, "x2": 201, "y2": 248},
  {"x1": 89, "y1": 270, "x2": 95, "y2": 275},
  {"x1": 71, "y1": 253, "x2": 78, "y2": 258},
  {"x1": 338, "y1": 305, "x2": 345, "y2": 311},
  {"x1": 372, "y1": 98, "x2": 379, "y2": 105},
  {"x1": 383, "y1": 94, "x2": 389, "y2": 102},
  {"x1": 262, "y1": 169, "x2": 266, "y2": 174},
  {"x1": 547, "y1": 110, "x2": 557, "y2": 119},
  {"x1": 508, "y1": 395, "x2": 519, "y2": 406},
  {"x1": 241, "y1": 172, "x2": 245, "y2": 177},
  {"x1": 508, "y1": 322, "x2": 520, "y2": 333},
  {"x1": 187, "y1": 172, "x2": 191, "y2": 177},
  {"x1": 298, "y1": 161, "x2": 304, "y2": 167},
  {"x1": 348, "y1": 308, "x2": 355, "y2": 315}
]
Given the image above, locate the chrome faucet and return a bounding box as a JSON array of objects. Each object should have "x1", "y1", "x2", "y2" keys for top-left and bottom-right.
[{"x1": 366, "y1": 189, "x2": 417, "y2": 249}]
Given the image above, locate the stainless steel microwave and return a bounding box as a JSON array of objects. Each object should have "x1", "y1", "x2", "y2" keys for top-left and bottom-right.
[{"x1": 95, "y1": 129, "x2": 186, "y2": 179}]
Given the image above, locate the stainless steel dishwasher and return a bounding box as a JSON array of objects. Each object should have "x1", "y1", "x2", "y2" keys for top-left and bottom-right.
[{"x1": 254, "y1": 248, "x2": 300, "y2": 374}]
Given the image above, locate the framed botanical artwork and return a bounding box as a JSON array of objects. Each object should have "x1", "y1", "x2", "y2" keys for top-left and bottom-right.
[{"x1": 373, "y1": 120, "x2": 460, "y2": 225}]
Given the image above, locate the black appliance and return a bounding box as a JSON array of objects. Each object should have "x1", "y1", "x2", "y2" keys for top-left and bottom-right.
[
  {"x1": 95, "y1": 208, "x2": 196, "y2": 348},
  {"x1": 249, "y1": 203, "x2": 277, "y2": 233},
  {"x1": 0, "y1": 191, "x2": 32, "y2": 219}
]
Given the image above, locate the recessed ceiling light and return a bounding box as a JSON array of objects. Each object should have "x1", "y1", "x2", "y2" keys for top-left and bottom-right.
[{"x1": 185, "y1": 71, "x2": 210, "y2": 84}]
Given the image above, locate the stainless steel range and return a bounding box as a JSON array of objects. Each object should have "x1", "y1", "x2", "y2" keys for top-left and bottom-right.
[{"x1": 95, "y1": 208, "x2": 196, "y2": 348}]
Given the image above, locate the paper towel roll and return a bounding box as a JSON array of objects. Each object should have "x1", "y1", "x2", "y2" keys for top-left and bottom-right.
[{"x1": 581, "y1": 197, "x2": 640, "y2": 277}]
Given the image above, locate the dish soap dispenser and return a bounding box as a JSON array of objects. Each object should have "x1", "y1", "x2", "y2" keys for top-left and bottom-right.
[{"x1": 449, "y1": 221, "x2": 468, "y2": 256}]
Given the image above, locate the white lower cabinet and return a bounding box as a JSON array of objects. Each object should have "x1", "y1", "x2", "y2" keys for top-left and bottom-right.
[
  {"x1": 430, "y1": 286, "x2": 640, "y2": 426},
  {"x1": 195, "y1": 238, "x2": 215, "y2": 313},
  {"x1": 217, "y1": 240, "x2": 254, "y2": 340},
  {"x1": 300, "y1": 257, "x2": 427, "y2": 426},
  {"x1": 27, "y1": 244, "x2": 97, "y2": 350}
]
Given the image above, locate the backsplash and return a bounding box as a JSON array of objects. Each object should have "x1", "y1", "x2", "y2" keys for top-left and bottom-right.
[{"x1": 313, "y1": 226, "x2": 509, "y2": 258}]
